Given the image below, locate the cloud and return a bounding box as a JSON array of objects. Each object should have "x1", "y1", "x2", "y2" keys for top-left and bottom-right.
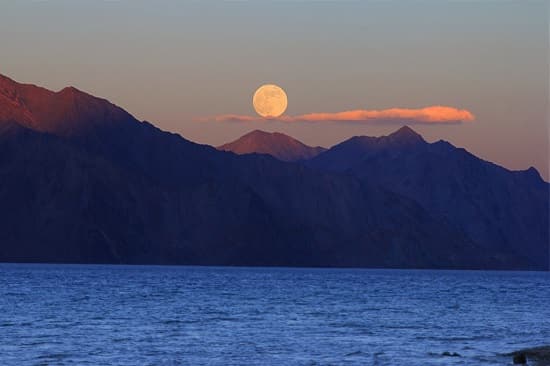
[{"x1": 200, "y1": 106, "x2": 475, "y2": 124}]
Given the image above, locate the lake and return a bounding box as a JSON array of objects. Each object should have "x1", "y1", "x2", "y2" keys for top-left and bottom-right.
[{"x1": 1, "y1": 264, "x2": 549, "y2": 365}]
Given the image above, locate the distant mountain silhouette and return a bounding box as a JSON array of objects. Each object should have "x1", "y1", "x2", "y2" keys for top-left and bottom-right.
[
  {"x1": 218, "y1": 130, "x2": 326, "y2": 161},
  {"x1": 308, "y1": 126, "x2": 550, "y2": 269},
  {"x1": 0, "y1": 74, "x2": 546, "y2": 269}
]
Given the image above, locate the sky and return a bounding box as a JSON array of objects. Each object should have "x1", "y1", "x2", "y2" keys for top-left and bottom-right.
[{"x1": 1, "y1": 1, "x2": 548, "y2": 179}]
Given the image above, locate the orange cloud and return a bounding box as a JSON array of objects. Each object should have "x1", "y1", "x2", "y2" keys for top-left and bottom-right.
[{"x1": 201, "y1": 106, "x2": 475, "y2": 124}]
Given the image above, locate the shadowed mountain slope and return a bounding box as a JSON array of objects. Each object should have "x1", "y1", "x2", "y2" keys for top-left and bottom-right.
[{"x1": 307, "y1": 126, "x2": 550, "y2": 269}]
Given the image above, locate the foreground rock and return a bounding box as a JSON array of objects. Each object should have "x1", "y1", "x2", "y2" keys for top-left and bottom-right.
[
  {"x1": 441, "y1": 351, "x2": 461, "y2": 357},
  {"x1": 509, "y1": 346, "x2": 550, "y2": 365}
]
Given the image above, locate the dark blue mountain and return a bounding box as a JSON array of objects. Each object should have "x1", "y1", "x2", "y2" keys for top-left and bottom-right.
[{"x1": 308, "y1": 126, "x2": 550, "y2": 269}]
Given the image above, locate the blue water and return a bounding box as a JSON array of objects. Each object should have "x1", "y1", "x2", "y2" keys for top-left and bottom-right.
[{"x1": 0, "y1": 264, "x2": 549, "y2": 365}]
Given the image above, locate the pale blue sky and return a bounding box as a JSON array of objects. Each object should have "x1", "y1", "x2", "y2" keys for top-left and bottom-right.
[{"x1": 0, "y1": 1, "x2": 548, "y2": 178}]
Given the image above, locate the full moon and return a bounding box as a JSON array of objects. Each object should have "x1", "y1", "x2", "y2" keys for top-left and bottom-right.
[{"x1": 253, "y1": 84, "x2": 288, "y2": 118}]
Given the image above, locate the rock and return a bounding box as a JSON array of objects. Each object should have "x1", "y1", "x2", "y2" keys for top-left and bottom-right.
[
  {"x1": 513, "y1": 353, "x2": 526, "y2": 364},
  {"x1": 442, "y1": 351, "x2": 461, "y2": 357},
  {"x1": 510, "y1": 346, "x2": 550, "y2": 365}
]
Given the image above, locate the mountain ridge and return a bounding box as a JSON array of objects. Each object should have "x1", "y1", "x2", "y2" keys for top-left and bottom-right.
[
  {"x1": 0, "y1": 74, "x2": 134, "y2": 136},
  {"x1": 310, "y1": 126, "x2": 546, "y2": 181},
  {"x1": 0, "y1": 73, "x2": 546, "y2": 270},
  {"x1": 307, "y1": 128, "x2": 549, "y2": 269}
]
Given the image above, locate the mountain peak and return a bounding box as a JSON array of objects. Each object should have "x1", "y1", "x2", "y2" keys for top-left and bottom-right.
[
  {"x1": 244, "y1": 130, "x2": 293, "y2": 140},
  {"x1": 0, "y1": 74, "x2": 135, "y2": 136},
  {"x1": 218, "y1": 130, "x2": 326, "y2": 161},
  {"x1": 523, "y1": 166, "x2": 545, "y2": 182},
  {"x1": 244, "y1": 129, "x2": 279, "y2": 138},
  {"x1": 388, "y1": 126, "x2": 425, "y2": 143},
  {"x1": 336, "y1": 126, "x2": 426, "y2": 150},
  {"x1": 307, "y1": 127, "x2": 429, "y2": 172},
  {"x1": 59, "y1": 85, "x2": 81, "y2": 94}
]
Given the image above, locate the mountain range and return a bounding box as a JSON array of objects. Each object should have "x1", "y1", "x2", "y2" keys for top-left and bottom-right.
[
  {"x1": 0, "y1": 74, "x2": 548, "y2": 269},
  {"x1": 307, "y1": 127, "x2": 549, "y2": 269},
  {"x1": 221, "y1": 126, "x2": 549, "y2": 269}
]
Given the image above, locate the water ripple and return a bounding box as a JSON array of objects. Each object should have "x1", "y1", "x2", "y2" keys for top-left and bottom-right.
[{"x1": 0, "y1": 264, "x2": 548, "y2": 365}]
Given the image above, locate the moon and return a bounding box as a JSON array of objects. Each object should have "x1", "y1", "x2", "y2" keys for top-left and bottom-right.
[{"x1": 253, "y1": 84, "x2": 288, "y2": 118}]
